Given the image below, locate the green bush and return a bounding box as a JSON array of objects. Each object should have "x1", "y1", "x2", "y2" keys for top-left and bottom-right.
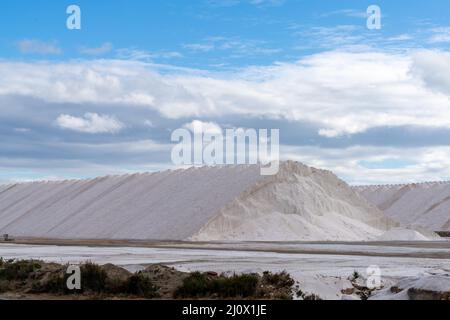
[
  {"x1": 262, "y1": 271, "x2": 295, "y2": 288},
  {"x1": 30, "y1": 262, "x2": 160, "y2": 298},
  {"x1": 34, "y1": 261, "x2": 109, "y2": 294},
  {"x1": 31, "y1": 272, "x2": 68, "y2": 294},
  {"x1": 212, "y1": 274, "x2": 259, "y2": 298},
  {"x1": 120, "y1": 273, "x2": 159, "y2": 298},
  {"x1": 0, "y1": 259, "x2": 41, "y2": 281},
  {"x1": 80, "y1": 262, "x2": 108, "y2": 293},
  {"x1": 174, "y1": 272, "x2": 259, "y2": 298},
  {"x1": 174, "y1": 272, "x2": 210, "y2": 298}
]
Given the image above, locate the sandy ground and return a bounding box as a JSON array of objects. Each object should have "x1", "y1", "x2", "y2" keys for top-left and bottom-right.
[{"x1": 1, "y1": 240, "x2": 449, "y2": 300}]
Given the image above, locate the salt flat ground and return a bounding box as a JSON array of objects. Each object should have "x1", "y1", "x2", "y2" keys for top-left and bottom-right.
[{"x1": 1, "y1": 241, "x2": 449, "y2": 299}]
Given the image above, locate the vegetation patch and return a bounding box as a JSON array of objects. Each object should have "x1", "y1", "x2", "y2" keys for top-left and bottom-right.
[
  {"x1": 0, "y1": 259, "x2": 296, "y2": 300},
  {"x1": 0, "y1": 258, "x2": 41, "y2": 281},
  {"x1": 80, "y1": 262, "x2": 108, "y2": 293},
  {"x1": 120, "y1": 273, "x2": 159, "y2": 298},
  {"x1": 174, "y1": 270, "x2": 295, "y2": 299}
]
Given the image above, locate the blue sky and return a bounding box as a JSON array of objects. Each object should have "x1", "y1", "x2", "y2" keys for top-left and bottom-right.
[
  {"x1": 2, "y1": 0, "x2": 450, "y2": 67},
  {"x1": 2, "y1": 0, "x2": 450, "y2": 184}
]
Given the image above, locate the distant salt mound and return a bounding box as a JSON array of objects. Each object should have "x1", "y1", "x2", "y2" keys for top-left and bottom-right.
[
  {"x1": 0, "y1": 161, "x2": 398, "y2": 241},
  {"x1": 376, "y1": 228, "x2": 440, "y2": 241},
  {"x1": 355, "y1": 183, "x2": 450, "y2": 233}
]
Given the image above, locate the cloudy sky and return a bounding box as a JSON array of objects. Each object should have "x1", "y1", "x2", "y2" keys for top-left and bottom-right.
[{"x1": 2, "y1": 0, "x2": 450, "y2": 184}]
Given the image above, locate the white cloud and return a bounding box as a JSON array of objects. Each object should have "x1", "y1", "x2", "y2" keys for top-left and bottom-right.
[
  {"x1": 155, "y1": 51, "x2": 183, "y2": 59},
  {"x1": 321, "y1": 9, "x2": 367, "y2": 19},
  {"x1": 183, "y1": 43, "x2": 215, "y2": 52},
  {"x1": 116, "y1": 48, "x2": 183, "y2": 61},
  {"x1": 293, "y1": 25, "x2": 365, "y2": 49},
  {"x1": 387, "y1": 34, "x2": 413, "y2": 41},
  {"x1": 183, "y1": 37, "x2": 281, "y2": 56},
  {"x1": 56, "y1": 113, "x2": 124, "y2": 134},
  {"x1": 281, "y1": 144, "x2": 450, "y2": 185},
  {"x1": 411, "y1": 50, "x2": 450, "y2": 95},
  {"x1": 429, "y1": 27, "x2": 450, "y2": 43},
  {"x1": 80, "y1": 43, "x2": 113, "y2": 55},
  {"x1": 144, "y1": 120, "x2": 155, "y2": 128},
  {"x1": 14, "y1": 128, "x2": 31, "y2": 133},
  {"x1": 2, "y1": 49, "x2": 450, "y2": 137},
  {"x1": 17, "y1": 39, "x2": 61, "y2": 55},
  {"x1": 248, "y1": 0, "x2": 284, "y2": 6},
  {"x1": 207, "y1": 0, "x2": 284, "y2": 7},
  {"x1": 183, "y1": 120, "x2": 223, "y2": 134}
]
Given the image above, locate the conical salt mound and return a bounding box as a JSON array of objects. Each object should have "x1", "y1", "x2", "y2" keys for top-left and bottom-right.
[
  {"x1": 191, "y1": 161, "x2": 397, "y2": 241},
  {"x1": 0, "y1": 161, "x2": 397, "y2": 241}
]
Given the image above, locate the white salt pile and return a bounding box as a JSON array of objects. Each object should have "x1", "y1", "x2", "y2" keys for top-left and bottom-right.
[
  {"x1": 376, "y1": 228, "x2": 440, "y2": 241},
  {"x1": 191, "y1": 161, "x2": 398, "y2": 241},
  {"x1": 0, "y1": 165, "x2": 266, "y2": 240},
  {"x1": 355, "y1": 183, "x2": 450, "y2": 232},
  {"x1": 0, "y1": 161, "x2": 433, "y2": 241}
]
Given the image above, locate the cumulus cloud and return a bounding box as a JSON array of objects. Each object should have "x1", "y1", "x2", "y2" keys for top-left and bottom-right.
[
  {"x1": 3, "y1": 49, "x2": 450, "y2": 184},
  {"x1": 2, "y1": 49, "x2": 450, "y2": 137},
  {"x1": 56, "y1": 113, "x2": 124, "y2": 134},
  {"x1": 411, "y1": 49, "x2": 450, "y2": 95},
  {"x1": 16, "y1": 39, "x2": 61, "y2": 55}
]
